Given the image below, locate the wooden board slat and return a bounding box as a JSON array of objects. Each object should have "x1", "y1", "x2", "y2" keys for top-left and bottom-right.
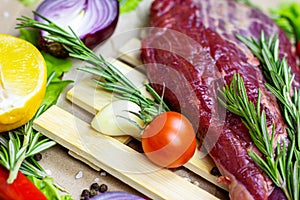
[
  {"x1": 118, "y1": 38, "x2": 143, "y2": 67},
  {"x1": 185, "y1": 151, "x2": 228, "y2": 191},
  {"x1": 33, "y1": 105, "x2": 219, "y2": 200},
  {"x1": 68, "y1": 151, "x2": 101, "y2": 171},
  {"x1": 67, "y1": 78, "x2": 113, "y2": 115}
]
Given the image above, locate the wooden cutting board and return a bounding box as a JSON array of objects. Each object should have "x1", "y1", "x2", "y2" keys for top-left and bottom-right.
[{"x1": 33, "y1": 39, "x2": 228, "y2": 199}]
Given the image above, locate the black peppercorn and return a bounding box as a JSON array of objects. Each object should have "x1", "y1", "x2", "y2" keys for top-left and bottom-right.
[
  {"x1": 89, "y1": 183, "x2": 100, "y2": 197},
  {"x1": 81, "y1": 189, "x2": 89, "y2": 196},
  {"x1": 80, "y1": 189, "x2": 90, "y2": 199},
  {"x1": 99, "y1": 184, "x2": 108, "y2": 193},
  {"x1": 33, "y1": 153, "x2": 42, "y2": 161},
  {"x1": 210, "y1": 166, "x2": 221, "y2": 176},
  {"x1": 90, "y1": 183, "x2": 100, "y2": 191}
]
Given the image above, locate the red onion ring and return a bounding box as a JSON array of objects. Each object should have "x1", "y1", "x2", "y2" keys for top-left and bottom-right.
[{"x1": 35, "y1": 0, "x2": 119, "y2": 48}]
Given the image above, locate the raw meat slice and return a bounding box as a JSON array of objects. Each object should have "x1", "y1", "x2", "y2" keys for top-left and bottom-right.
[{"x1": 141, "y1": 0, "x2": 300, "y2": 199}]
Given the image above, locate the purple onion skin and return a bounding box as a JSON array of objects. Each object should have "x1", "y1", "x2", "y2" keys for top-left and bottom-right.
[
  {"x1": 90, "y1": 191, "x2": 147, "y2": 200},
  {"x1": 35, "y1": 0, "x2": 119, "y2": 49},
  {"x1": 82, "y1": 16, "x2": 118, "y2": 49}
]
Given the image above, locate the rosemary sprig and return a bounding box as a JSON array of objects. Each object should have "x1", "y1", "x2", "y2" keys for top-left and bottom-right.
[
  {"x1": 16, "y1": 12, "x2": 169, "y2": 125},
  {"x1": 237, "y1": 32, "x2": 300, "y2": 199},
  {"x1": 219, "y1": 32, "x2": 300, "y2": 199},
  {"x1": 0, "y1": 105, "x2": 56, "y2": 183},
  {"x1": 236, "y1": 32, "x2": 300, "y2": 143},
  {"x1": 219, "y1": 74, "x2": 290, "y2": 198}
]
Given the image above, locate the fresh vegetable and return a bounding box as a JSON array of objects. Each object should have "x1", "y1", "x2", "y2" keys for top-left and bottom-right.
[
  {"x1": 119, "y1": 0, "x2": 143, "y2": 14},
  {"x1": 91, "y1": 100, "x2": 143, "y2": 138},
  {"x1": 89, "y1": 191, "x2": 145, "y2": 200},
  {"x1": 35, "y1": 0, "x2": 119, "y2": 49},
  {"x1": 0, "y1": 165, "x2": 47, "y2": 200},
  {"x1": 0, "y1": 34, "x2": 47, "y2": 133},
  {"x1": 19, "y1": 28, "x2": 39, "y2": 46},
  {"x1": 18, "y1": 0, "x2": 38, "y2": 6},
  {"x1": 219, "y1": 32, "x2": 300, "y2": 200},
  {"x1": 18, "y1": 14, "x2": 162, "y2": 124},
  {"x1": 270, "y1": 2, "x2": 300, "y2": 41},
  {"x1": 93, "y1": 101, "x2": 197, "y2": 168},
  {"x1": 270, "y1": 3, "x2": 300, "y2": 57},
  {"x1": 17, "y1": 14, "x2": 197, "y2": 168},
  {"x1": 28, "y1": 176, "x2": 73, "y2": 200},
  {"x1": 142, "y1": 111, "x2": 197, "y2": 168}
]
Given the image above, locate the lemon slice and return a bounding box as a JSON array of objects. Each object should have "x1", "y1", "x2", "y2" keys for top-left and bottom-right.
[{"x1": 0, "y1": 34, "x2": 47, "y2": 132}]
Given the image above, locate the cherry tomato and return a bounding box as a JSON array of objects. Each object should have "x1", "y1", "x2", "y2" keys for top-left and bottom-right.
[
  {"x1": 141, "y1": 111, "x2": 197, "y2": 168},
  {"x1": 0, "y1": 165, "x2": 47, "y2": 200}
]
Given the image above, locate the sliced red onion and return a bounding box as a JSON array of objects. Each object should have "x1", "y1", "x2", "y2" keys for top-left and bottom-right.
[
  {"x1": 35, "y1": 0, "x2": 119, "y2": 48},
  {"x1": 90, "y1": 191, "x2": 146, "y2": 200}
]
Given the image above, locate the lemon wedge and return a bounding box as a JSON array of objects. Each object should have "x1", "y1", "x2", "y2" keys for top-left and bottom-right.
[{"x1": 0, "y1": 34, "x2": 47, "y2": 132}]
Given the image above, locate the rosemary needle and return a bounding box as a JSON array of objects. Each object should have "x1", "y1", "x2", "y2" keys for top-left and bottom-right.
[{"x1": 220, "y1": 32, "x2": 300, "y2": 200}]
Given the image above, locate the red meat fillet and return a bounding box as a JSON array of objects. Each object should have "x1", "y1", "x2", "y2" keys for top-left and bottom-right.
[{"x1": 140, "y1": 0, "x2": 300, "y2": 199}]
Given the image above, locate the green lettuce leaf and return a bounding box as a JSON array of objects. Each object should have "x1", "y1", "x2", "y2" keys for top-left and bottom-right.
[
  {"x1": 19, "y1": 28, "x2": 39, "y2": 47},
  {"x1": 41, "y1": 52, "x2": 73, "y2": 81},
  {"x1": 28, "y1": 176, "x2": 73, "y2": 200},
  {"x1": 18, "y1": 0, "x2": 38, "y2": 6},
  {"x1": 119, "y1": 0, "x2": 142, "y2": 14},
  {"x1": 270, "y1": 2, "x2": 300, "y2": 42},
  {"x1": 42, "y1": 80, "x2": 73, "y2": 109}
]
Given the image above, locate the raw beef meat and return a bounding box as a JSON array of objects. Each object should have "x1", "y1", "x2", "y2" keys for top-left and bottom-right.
[{"x1": 141, "y1": 0, "x2": 300, "y2": 199}]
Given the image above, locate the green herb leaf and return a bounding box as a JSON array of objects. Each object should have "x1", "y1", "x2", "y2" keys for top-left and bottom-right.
[
  {"x1": 19, "y1": 28, "x2": 39, "y2": 47},
  {"x1": 42, "y1": 80, "x2": 73, "y2": 109},
  {"x1": 219, "y1": 74, "x2": 291, "y2": 199},
  {"x1": 270, "y1": 2, "x2": 300, "y2": 42},
  {"x1": 18, "y1": 0, "x2": 38, "y2": 6},
  {"x1": 119, "y1": 0, "x2": 142, "y2": 14},
  {"x1": 28, "y1": 176, "x2": 73, "y2": 200},
  {"x1": 42, "y1": 52, "x2": 73, "y2": 81}
]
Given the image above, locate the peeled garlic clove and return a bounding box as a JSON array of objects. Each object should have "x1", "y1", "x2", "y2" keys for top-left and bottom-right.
[{"x1": 91, "y1": 100, "x2": 143, "y2": 139}]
